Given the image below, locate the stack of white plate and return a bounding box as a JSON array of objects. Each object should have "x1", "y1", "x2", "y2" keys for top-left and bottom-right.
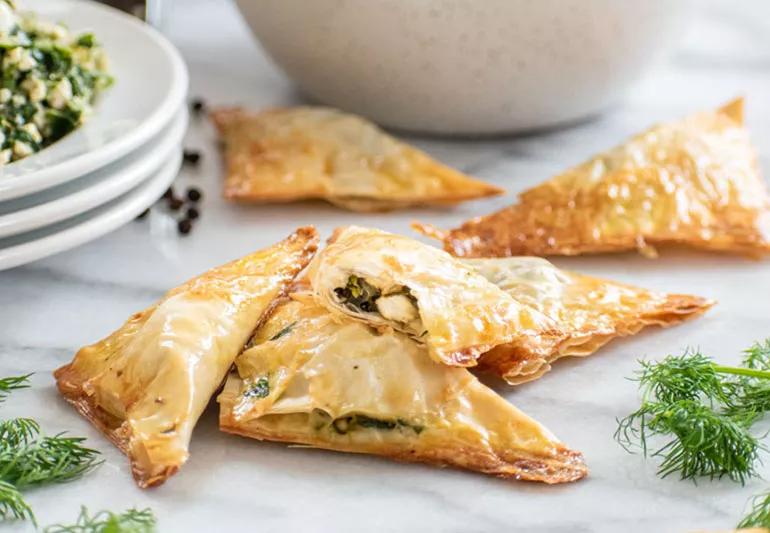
[{"x1": 0, "y1": 0, "x2": 188, "y2": 271}]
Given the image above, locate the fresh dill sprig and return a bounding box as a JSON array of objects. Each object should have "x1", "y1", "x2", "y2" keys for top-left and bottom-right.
[
  {"x1": 743, "y1": 339, "x2": 770, "y2": 371},
  {"x1": 43, "y1": 506, "x2": 157, "y2": 533},
  {"x1": 738, "y1": 489, "x2": 770, "y2": 529},
  {"x1": 0, "y1": 432, "x2": 102, "y2": 489},
  {"x1": 616, "y1": 340, "x2": 770, "y2": 484},
  {"x1": 0, "y1": 373, "x2": 102, "y2": 524},
  {"x1": 0, "y1": 374, "x2": 31, "y2": 403},
  {"x1": 0, "y1": 480, "x2": 33, "y2": 522},
  {"x1": 0, "y1": 417, "x2": 40, "y2": 447}
]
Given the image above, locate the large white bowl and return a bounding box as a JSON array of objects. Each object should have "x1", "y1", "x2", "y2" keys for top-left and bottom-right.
[{"x1": 235, "y1": 0, "x2": 689, "y2": 135}]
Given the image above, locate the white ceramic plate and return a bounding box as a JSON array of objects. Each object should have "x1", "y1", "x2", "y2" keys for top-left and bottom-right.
[
  {"x1": 0, "y1": 150, "x2": 182, "y2": 271},
  {"x1": 0, "y1": 0, "x2": 188, "y2": 201},
  {"x1": 0, "y1": 107, "x2": 187, "y2": 238}
]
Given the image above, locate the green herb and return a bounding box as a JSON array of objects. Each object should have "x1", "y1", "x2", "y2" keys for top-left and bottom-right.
[
  {"x1": 243, "y1": 376, "x2": 270, "y2": 399},
  {"x1": 0, "y1": 374, "x2": 102, "y2": 524},
  {"x1": 0, "y1": 480, "x2": 32, "y2": 522},
  {"x1": 738, "y1": 490, "x2": 770, "y2": 529},
  {"x1": 269, "y1": 322, "x2": 296, "y2": 341},
  {"x1": 75, "y1": 33, "x2": 96, "y2": 49},
  {"x1": 43, "y1": 506, "x2": 157, "y2": 533},
  {"x1": 616, "y1": 341, "x2": 770, "y2": 484},
  {"x1": 331, "y1": 414, "x2": 423, "y2": 435},
  {"x1": 0, "y1": 374, "x2": 31, "y2": 403},
  {"x1": 334, "y1": 275, "x2": 381, "y2": 313}
]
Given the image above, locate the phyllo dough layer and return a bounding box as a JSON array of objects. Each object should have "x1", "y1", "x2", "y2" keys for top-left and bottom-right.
[
  {"x1": 418, "y1": 99, "x2": 770, "y2": 258},
  {"x1": 309, "y1": 226, "x2": 562, "y2": 367},
  {"x1": 211, "y1": 106, "x2": 502, "y2": 212},
  {"x1": 54, "y1": 227, "x2": 319, "y2": 487},
  {"x1": 219, "y1": 294, "x2": 587, "y2": 484},
  {"x1": 465, "y1": 257, "x2": 713, "y2": 384}
]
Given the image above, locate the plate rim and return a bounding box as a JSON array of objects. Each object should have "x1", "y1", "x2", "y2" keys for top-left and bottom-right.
[
  {"x1": 0, "y1": 150, "x2": 183, "y2": 271},
  {"x1": 0, "y1": 106, "x2": 188, "y2": 238},
  {"x1": 0, "y1": 0, "x2": 189, "y2": 201}
]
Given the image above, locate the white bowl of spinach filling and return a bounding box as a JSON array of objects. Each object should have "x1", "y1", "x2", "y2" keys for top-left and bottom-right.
[{"x1": 0, "y1": 0, "x2": 111, "y2": 164}]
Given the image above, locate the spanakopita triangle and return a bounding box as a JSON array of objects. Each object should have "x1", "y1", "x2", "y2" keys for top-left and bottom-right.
[
  {"x1": 417, "y1": 98, "x2": 770, "y2": 258},
  {"x1": 308, "y1": 226, "x2": 563, "y2": 367},
  {"x1": 211, "y1": 106, "x2": 502, "y2": 212},
  {"x1": 54, "y1": 227, "x2": 319, "y2": 488},
  {"x1": 465, "y1": 257, "x2": 713, "y2": 384},
  {"x1": 219, "y1": 293, "x2": 587, "y2": 484}
]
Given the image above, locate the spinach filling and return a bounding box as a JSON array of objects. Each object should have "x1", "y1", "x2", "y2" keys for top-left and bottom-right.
[
  {"x1": 0, "y1": 8, "x2": 111, "y2": 163},
  {"x1": 330, "y1": 414, "x2": 424, "y2": 436},
  {"x1": 242, "y1": 376, "x2": 270, "y2": 399},
  {"x1": 269, "y1": 322, "x2": 296, "y2": 341},
  {"x1": 334, "y1": 275, "x2": 381, "y2": 313}
]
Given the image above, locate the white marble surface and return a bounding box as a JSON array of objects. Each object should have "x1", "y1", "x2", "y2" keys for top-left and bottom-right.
[{"x1": 2, "y1": 1, "x2": 770, "y2": 531}]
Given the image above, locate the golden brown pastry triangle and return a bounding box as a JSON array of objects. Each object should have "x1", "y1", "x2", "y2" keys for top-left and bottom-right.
[
  {"x1": 417, "y1": 99, "x2": 770, "y2": 258},
  {"x1": 54, "y1": 228, "x2": 318, "y2": 487},
  {"x1": 219, "y1": 293, "x2": 587, "y2": 484},
  {"x1": 211, "y1": 106, "x2": 502, "y2": 212},
  {"x1": 308, "y1": 225, "x2": 562, "y2": 367}
]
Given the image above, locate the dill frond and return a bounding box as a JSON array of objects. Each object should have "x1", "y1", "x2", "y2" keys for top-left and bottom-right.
[
  {"x1": 43, "y1": 506, "x2": 157, "y2": 533},
  {"x1": 738, "y1": 489, "x2": 770, "y2": 528},
  {"x1": 0, "y1": 374, "x2": 32, "y2": 403},
  {"x1": 0, "y1": 480, "x2": 34, "y2": 523}
]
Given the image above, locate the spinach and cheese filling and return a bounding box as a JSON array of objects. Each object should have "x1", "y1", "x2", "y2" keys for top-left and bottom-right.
[
  {"x1": 334, "y1": 275, "x2": 424, "y2": 335},
  {"x1": 0, "y1": 0, "x2": 111, "y2": 164}
]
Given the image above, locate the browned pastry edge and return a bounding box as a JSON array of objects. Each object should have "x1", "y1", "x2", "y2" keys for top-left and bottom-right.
[
  {"x1": 219, "y1": 416, "x2": 587, "y2": 485},
  {"x1": 479, "y1": 292, "x2": 715, "y2": 385}
]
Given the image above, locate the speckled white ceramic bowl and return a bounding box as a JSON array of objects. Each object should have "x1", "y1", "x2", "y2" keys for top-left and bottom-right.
[{"x1": 235, "y1": 0, "x2": 690, "y2": 135}]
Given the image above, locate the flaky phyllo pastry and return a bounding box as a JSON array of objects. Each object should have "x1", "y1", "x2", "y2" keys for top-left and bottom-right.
[
  {"x1": 218, "y1": 294, "x2": 587, "y2": 484},
  {"x1": 210, "y1": 106, "x2": 502, "y2": 212},
  {"x1": 417, "y1": 98, "x2": 770, "y2": 258},
  {"x1": 54, "y1": 228, "x2": 319, "y2": 488},
  {"x1": 464, "y1": 257, "x2": 713, "y2": 384},
  {"x1": 308, "y1": 226, "x2": 561, "y2": 366}
]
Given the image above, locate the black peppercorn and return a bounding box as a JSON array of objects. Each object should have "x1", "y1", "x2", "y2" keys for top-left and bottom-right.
[
  {"x1": 186, "y1": 207, "x2": 200, "y2": 220},
  {"x1": 183, "y1": 150, "x2": 201, "y2": 165},
  {"x1": 191, "y1": 98, "x2": 206, "y2": 114},
  {"x1": 186, "y1": 187, "x2": 202, "y2": 203},
  {"x1": 178, "y1": 219, "x2": 192, "y2": 235},
  {"x1": 168, "y1": 197, "x2": 184, "y2": 211}
]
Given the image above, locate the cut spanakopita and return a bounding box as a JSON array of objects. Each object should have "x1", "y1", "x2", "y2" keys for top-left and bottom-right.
[
  {"x1": 417, "y1": 98, "x2": 770, "y2": 257},
  {"x1": 308, "y1": 226, "x2": 562, "y2": 367},
  {"x1": 465, "y1": 257, "x2": 713, "y2": 384},
  {"x1": 54, "y1": 228, "x2": 318, "y2": 488},
  {"x1": 219, "y1": 293, "x2": 587, "y2": 484},
  {"x1": 210, "y1": 106, "x2": 502, "y2": 212}
]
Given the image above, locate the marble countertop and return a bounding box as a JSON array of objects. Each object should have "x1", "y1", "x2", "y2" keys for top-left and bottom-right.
[{"x1": 2, "y1": 1, "x2": 770, "y2": 532}]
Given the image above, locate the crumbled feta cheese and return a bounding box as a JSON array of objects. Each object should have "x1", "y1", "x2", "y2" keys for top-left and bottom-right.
[
  {"x1": 11, "y1": 93, "x2": 25, "y2": 106},
  {"x1": 21, "y1": 123, "x2": 41, "y2": 143},
  {"x1": 0, "y1": 88, "x2": 11, "y2": 103},
  {"x1": 0, "y1": 2, "x2": 17, "y2": 35},
  {"x1": 21, "y1": 77, "x2": 46, "y2": 103},
  {"x1": 376, "y1": 294, "x2": 419, "y2": 324},
  {"x1": 33, "y1": 109, "x2": 46, "y2": 130},
  {"x1": 0, "y1": 130, "x2": 5, "y2": 147},
  {"x1": 35, "y1": 20, "x2": 67, "y2": 40},
  {"x1": 4, "y1": 46, "x2": 21, "y2": 67},
  {"x1": 0, "y1": 149, "x2": 11, "y2": 165},
  {"x1": 13, "y1": 140, "x2": 33, "y2": 158},
  {"x1": 48, "y1": 78, "x2": 72, "y2": 109},
  {"x1": 17, "y1": 48, "x2": 36, "y2": 71}
]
